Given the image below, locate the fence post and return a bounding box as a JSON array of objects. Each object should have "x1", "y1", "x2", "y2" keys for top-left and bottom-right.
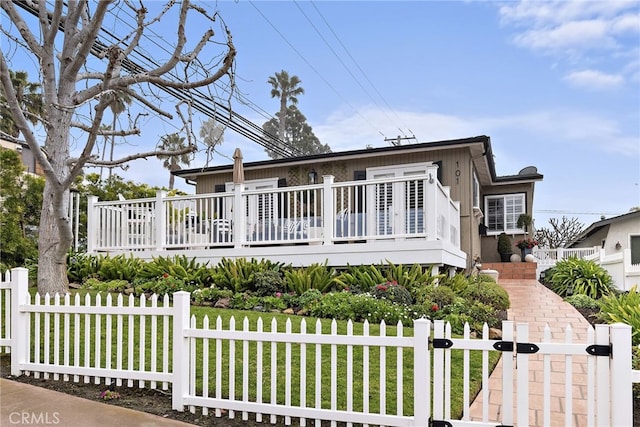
[
  {"x1": 322, "y1": 175, "x2": 334, "y2": 246},
  {"x1": 156, "y1": 191, "x2": 167, "y2": 251},
  {"x1": 10, "y1": 268, "x2": 29, "y2": 376},
  {"x1": 233, "y1": 185, "x2": 244, "y2": 248},
  {"x1": 609, "y1": 323, "x2": 632, "y2": 426},
  {"x1": 413, "y1": 318, "x2": 431, "y2": 426},
  {"x1": 86, "y1": 196, "x2": 98, "y2": 254},
  {"x1": 172, "y1": 291, "x2": 191, "y2": 411}
]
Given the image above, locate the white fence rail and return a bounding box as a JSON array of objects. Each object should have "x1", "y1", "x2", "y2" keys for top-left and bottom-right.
[
  {"x1": 87, "y1": 170, "x2": 461, "y2": 253},
  {"x1": 0, "y1": 268, "x2": 637, "y2": 426}
]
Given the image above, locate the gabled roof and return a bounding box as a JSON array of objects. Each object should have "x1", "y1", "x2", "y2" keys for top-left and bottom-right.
[
  {"x1": 174, "y1": 135, "x2": 543, "y2": 185},
  {"x1": 567, "y1": 210, "x2": 640, "y2": 247}
]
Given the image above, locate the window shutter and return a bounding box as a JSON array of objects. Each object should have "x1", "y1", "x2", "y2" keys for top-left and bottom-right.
[
  {"x1": 434, "y1": 161, "x2": 443, "y2": 183},
  {"x1": 354, "y1": 171, "x2": 366, "y2": 213},
  {"x1": 214, "y1": 184, "x2": 225, "y2": 193}
]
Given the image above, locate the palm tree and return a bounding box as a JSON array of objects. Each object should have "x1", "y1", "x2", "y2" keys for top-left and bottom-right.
[
  {"x1": 267, "y1": 70, "x2": 304, "y2": 141},
  {"x1": 101, "y1": 90, "x2": 132, "y2": 179},
  {"x1": 157, "y1": 133, "x2": 191, "y2": 189},
  {"x1": 0, "y1": 70, "x2": 43, "y2": 138}
]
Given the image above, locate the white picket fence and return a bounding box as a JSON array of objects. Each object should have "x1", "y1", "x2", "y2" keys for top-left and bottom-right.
[{"x1": 0, "y1": 268, "x2": 638, "y2": 426}]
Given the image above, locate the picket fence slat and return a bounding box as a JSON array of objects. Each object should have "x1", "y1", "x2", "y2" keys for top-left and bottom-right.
[{"x1": 0, "y1": 269, "x2": 637, "y2": 427}]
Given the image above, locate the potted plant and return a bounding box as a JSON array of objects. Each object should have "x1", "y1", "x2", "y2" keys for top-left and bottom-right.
[
  {"x1": 517, "y1": 213, "x2": 532, "y2": 232},
  {"x1": 516, "y1": 237, "x2": 538, "y2": 260},
  {"x1": 497, "y1": 232, "x2": 513, "y2": 262}
]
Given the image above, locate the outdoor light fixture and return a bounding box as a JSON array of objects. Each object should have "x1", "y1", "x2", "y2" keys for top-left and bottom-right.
[
  {"x1": 615, "y1": 241, "x2": 622, "y2": 250},
  {"x1": 308, "y1": 169, "x2": 318, "y2": 185}
]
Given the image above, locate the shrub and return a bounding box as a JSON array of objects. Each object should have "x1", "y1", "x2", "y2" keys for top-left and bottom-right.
[
  {"x1": 82, "y1": 278, "x2": 129, "y2": 293},
  {"x1": 229, "y1": 292, "x2": 263, "y2": 311},
  {"x1": 428, "y1": 285, "x2": 456, "y2": 309},
  {"x1": 67, "y1": 252, "x2": 100, "y2": 283},
  {"x1": 147, "y1": 274, "x2": 196, "y2": 296},
  {"x1": 461, "y1": 278, "x2": 510, "y2": 311},
  {"x1": 370, "y1": 281, "x2": 413, "y2": 306},
  {"x1": 564, "y1": 294, "x2": 599, "y2": 309},
  {"x1": 253, "y1": 270, "x2": 285, "y2": 296},
  {"x1": 298, "y1": 289, "x2": 322, "y2": 310},
  {"x1": 285, "y1": 262, "x2": 337, "y2": 295},
  {"x1": 497, "y1": 232, "x2": 512, "y2": 254},
  {"x1": 211, "y1": 258, "x2": 285, "y2": 293},
  {"x1": 550, "y1": 258, "x2": 613, "y2": 299},
  {"x1": 139, "y1": 255, "x2": 212, "y2": 287},
  {"x1": 598, "y1": 285, "x2": 640, "y2": 346},
  {"x1": 310, "y1": 291, "x2": 413, "y2": 324},
  {"x1": 98, "y1": 254, "x2": 143, "y2": 282},
  {"x1": 191, "y1": 287, "x2": 233, "y2": 305}
]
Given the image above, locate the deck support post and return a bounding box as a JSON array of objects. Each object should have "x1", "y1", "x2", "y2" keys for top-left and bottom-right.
[{"x1": 322, "y1": 175, "x2": 334, "y2": 246}]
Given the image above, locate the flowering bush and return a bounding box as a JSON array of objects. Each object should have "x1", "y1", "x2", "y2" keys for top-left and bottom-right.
[
  {"x1": 99, "y1": 390, "x2": 120, "y2": 400},
  {"x1": 515, "y1": 238, "x2": 538, "y2": 249},
  {"x1": 369, "y1": 281, "x2": 413, "y2": 306}
]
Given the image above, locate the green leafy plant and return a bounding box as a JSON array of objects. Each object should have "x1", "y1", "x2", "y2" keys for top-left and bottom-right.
[
  {"x1": 517, "y1": 213, "x2": 532, "y2": 231},
  {"x1": 497, "y1": 232, "x2": 512, "y2": 255},
  {"x1": 211, "y1": 258, "x2": 285, "y2": 293},
  {"x1": 564, "y1": 294, "x2": 599, "y2": 309},
  {"x1": 598, "y1": 285, "x2": 640, "y2": 346},
  {"x1": 81, "y1": 278, "x2": 129, "y2": 293},
  {"x1": 191, "y1": 287, "x2": 233, "y2": 305},
  {"x1": 139, "y1": 255, "x2": 212, "y2": 287},
  {"x1": 461, "y1": 277, "x2": 510, "y2": 311},
  {"x1": 97, "y1": 254, "x2": 143, "y2": 282},
  {"x1": 67, "y1": 252, "x2": 101, "y2": 283},
  {"x1": 253, "y1": 270, "x2": 285, "y2": 296},
  {"x1": 550, "y1": 258, "x2": 613, "y2": 299},
  {"x1": 285, "y1": 262, "x2": 337, "y2": 295},
  {"x1": 370, "y1": 281, "x2": 413, "y2": 306}
]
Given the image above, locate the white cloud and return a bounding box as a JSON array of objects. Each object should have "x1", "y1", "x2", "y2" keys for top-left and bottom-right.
[
  {"x1": 564, "y1": 69, "x2": 625, "y2": 90},
  {"x1": 513, "y1": 20, "x2": 614, "y2": 52},
  {"x1": 313, "y1": 106, "x2": 639, "y2": 158}
]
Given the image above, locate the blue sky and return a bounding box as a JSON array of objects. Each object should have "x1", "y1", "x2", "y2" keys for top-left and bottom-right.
[{"x1": 4, "y1": 1, "x2": 640, "y2": 230}]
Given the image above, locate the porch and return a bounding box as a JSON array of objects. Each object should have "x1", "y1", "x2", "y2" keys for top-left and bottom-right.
[{"x1": 87, "y1": 169, "x2": 466, "y2": 269}]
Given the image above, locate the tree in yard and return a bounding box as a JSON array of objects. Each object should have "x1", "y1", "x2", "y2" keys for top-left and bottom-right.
[
  {"x1": 268, "y1": 70, "x2": 304, "y2": 141},
  {"x1": 1, "y1": 1, "x2": 236, "y2": 294},
  {"x1": 534, "y1": 216, "x2": 585, "y2": 249},
  {"x1": 157, "y1": 133, "x2": 192, "y2": 190},
  {"x1": 263, "y1": 105, "x2": 330, "y2": 159},
  {"x1": 0, "y1": 70, "x2": 43, "y2": 138},
  {"x1": 0, "y1": 149, "x2": 43, "y2": 268}
]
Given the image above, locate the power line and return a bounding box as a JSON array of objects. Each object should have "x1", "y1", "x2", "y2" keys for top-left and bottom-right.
[
  {"x1": 248, "y1": 0, "x2": 387, "y2": 141},
  {"x1": 309, "y1": 0, "x2": 416, "y2": 139},
  {"x1": 13, "y1": 1, "x2": 300, "y2": 158}
]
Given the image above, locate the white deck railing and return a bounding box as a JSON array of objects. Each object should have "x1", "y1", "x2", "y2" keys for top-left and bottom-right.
[
  {"x1": 533, "y1": 246, "x2": 600, "y2": 266},
  {"x1": 87, "y1": 169, "x2": 461, "y2": 253}
]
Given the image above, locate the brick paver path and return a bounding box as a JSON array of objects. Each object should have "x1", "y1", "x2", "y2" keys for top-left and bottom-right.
[{"x1": 468, "y1": 279, "x2": 592, "y2": 426}]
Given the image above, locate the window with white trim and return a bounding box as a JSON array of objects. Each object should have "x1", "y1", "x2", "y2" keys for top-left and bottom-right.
[
  {"x1": 484, "y1": 193, "x2": 525, "y2": 233},
  {"x1": 472, "y1": 171, "x2": 480, "y2": 209}
]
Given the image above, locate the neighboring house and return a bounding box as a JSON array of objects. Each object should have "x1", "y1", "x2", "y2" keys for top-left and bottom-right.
[
  {"x1": 566, "y1": 210, "x2": 640, "y2": 290},
  {"x1": 0, "y1": 136, "x2": 44, "y2": 176}
]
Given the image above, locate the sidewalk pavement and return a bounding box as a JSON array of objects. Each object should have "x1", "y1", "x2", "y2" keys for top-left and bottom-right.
[
  {"x1": 0, "y1": 378, "x2": 193, "y2": 427},
  {"x1": 469, "y1": 279, "x2": 593, "y2": 426}
]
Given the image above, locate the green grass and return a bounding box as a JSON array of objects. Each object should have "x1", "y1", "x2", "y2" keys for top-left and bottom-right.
[{"x1": 7, "y1": 289, "x2": 500, "y2": 419}]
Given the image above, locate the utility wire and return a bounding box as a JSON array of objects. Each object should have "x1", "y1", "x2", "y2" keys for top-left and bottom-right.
[
  {"x1": 309, "y1": 0, "x2": 416, "y2": 140},
  {"x1": 13, "y1": 1, "x2": 299, "y2": 158},
  {"x1": 249, "y1": 0, "x2": 387, "y2": 140}
]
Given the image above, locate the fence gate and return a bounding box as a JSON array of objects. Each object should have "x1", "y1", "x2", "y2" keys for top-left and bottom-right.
[{"x1": 430, "y1": 320, "x2": 632, "y2": 427}]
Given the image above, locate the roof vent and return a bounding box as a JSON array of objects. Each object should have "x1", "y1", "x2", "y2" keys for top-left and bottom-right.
[{"x1": 519, "y1": 166, "x2": 538, "y2": 175}]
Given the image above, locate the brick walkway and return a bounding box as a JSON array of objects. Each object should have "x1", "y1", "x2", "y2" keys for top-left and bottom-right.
[{"x1": 469, "y1": 279, "x2": 592, "y2": 426}]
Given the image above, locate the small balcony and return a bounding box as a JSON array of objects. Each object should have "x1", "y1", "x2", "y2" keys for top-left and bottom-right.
[{"x1": 87, "y1": 171, "x2": 466, "y2": 269}]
